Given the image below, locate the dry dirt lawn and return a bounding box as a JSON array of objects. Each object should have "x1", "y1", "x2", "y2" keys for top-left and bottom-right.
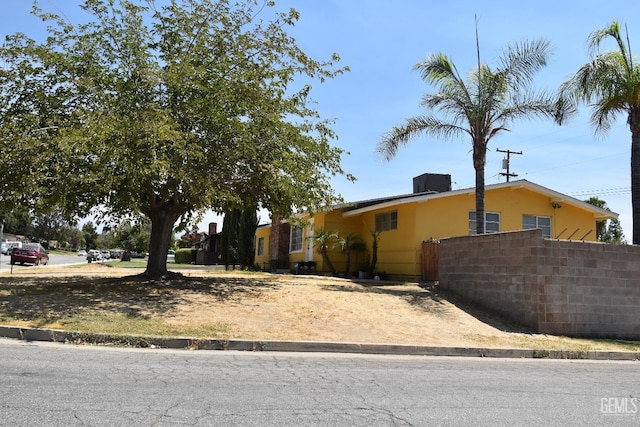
[{"x1": 1, "y1": 264, "x2": 637, "y2": 351}]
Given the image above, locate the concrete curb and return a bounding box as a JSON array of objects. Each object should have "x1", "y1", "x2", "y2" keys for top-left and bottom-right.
[{"x1": 0, "y1": 325, "x2": 638, "y2": 360}]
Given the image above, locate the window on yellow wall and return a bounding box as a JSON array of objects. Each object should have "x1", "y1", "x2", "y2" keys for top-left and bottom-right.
[
  {"x1": 290, "y1": 225, "x2": 303, "y2": 252},
  {"x1": 523, "y1": 215, "x2": 551, "y2": 238},
  {"x1": 469, "y1": 211, "x2": 501, "y2": 234},
  {"x1": 375, "y1": 210, "x2": 397, "y2": 231},
  {"x1": 257, "y1": 237, "x2": 265, "y2": 256}
]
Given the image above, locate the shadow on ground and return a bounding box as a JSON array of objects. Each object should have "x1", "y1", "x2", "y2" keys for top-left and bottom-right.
[
  {"x1": 0, "y1": 274, "x2": 279, "y2": 328},
  {"x1": 322, "y1": 281, "x2": 533, "y2": 334}
]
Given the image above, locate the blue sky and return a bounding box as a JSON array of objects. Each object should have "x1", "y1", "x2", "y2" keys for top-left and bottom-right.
[{"x1": 1, "y1": 1, "x2": 637, "y2": 238}]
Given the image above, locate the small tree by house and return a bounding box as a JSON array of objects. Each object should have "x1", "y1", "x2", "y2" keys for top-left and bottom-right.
[
  {"x1": 338, "y1": 233, "x2": 365, "y2": 278},
  {"x1": 312, "y1": 229, "x2": 339, "y2": 276},
  {"x1": 367, "y1": 229, "x2": 382, "y2": 277},
  {"x1": 585, "y1": 197, "x2": 626, "y2": 244}
]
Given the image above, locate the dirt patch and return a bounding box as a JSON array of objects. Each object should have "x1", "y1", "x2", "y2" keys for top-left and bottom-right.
[{"x1": 1, "y1": 265, "x2": 638, "y2": 351}]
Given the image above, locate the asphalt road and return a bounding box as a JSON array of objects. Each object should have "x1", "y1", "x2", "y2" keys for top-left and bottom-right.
[
  {"x1": 0, "y1": 253, "x2": 92, "y2": 272},
  {"x1": 1, "y1": 339, "x2": 638, "y2": 426}
]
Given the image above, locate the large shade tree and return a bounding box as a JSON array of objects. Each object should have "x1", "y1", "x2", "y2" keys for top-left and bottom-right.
[
  {"x1": 558, "y1": 21, "x2": 640, "y2": 244},
  {"x1": 0, "y1": 0, "x2": 351, "y2": 278},
  {"x1": 377, "y1": 39, "x2": 560, "y2": 234}
]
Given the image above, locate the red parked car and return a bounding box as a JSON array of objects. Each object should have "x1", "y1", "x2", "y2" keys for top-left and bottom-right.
[{"x1": 10, "y1": 243, "x2": 49, "y2": 266}]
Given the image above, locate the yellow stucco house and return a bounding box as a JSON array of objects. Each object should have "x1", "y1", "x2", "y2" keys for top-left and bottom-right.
[{"x1": 255, "y1": 174, "x2": 617, "y2": 281}]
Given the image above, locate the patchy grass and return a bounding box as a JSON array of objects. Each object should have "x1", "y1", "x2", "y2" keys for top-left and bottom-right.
[
  {"x1": 0, "y1": 267, "x2": 276, "y2": 341},
  {"x1": 102, "y1": 258, "x2": 216, "y2": 270},
  {"x1": 57, "y1": 312, "x2": 231, "y2": 338},
  {"x1": 103, "y1": 259, "x2": 148, "y2": 268},
  {"x1": 0, "y1": 266, "x2": 639, "y2": 353}
]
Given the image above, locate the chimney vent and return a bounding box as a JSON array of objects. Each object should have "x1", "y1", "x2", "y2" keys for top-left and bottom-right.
[{"x1": 412, "y1": 173, "x2": 451, "y2": 193}]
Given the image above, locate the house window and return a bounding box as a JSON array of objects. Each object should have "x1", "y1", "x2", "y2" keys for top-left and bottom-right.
[
  {"x1": 257, "y1": 237, "x2": 265, "y2": 256},
  {"x1": 375, "y1": 210, "x2": 398, "y2": 232},
  {"x1": 469, "y1": 211, "x2": 501, "y2": 234},
  {"x1": 523, "y1": 215, "x2": 551, "y2": 238},
  {"x1": 290, "y1": 225, "x2": 303, "y2": 252}
]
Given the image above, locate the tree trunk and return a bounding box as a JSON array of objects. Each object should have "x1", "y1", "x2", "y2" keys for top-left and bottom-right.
[
  {"x1": 473, "y1": 140, "x2": 486, "y2": 234},
  {"x1": 368, "y1": 234, "x2": 378, "y2": 276},
  {"x1": 145, "y1": 207, "x2": 181, "y2": 279},
  {"x1": 343, "y1": 249, "x2": 351, "y2": 277},
  {"x1": 320, "y1": 248, "x2": 337, "y2": 275},
  {"x1": 221, "y1": 210, "x2": 237, "y2": 270},
  {"x1": 631, "y1": 108, "x2": 640, "y2": 245}
]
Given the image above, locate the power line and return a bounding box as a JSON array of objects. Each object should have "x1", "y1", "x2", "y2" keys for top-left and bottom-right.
[{"x1": 568, "y1": 187, "x2": 631, "y2": 197}]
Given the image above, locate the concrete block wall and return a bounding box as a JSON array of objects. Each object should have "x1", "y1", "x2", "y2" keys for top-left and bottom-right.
[
  {"x1": 539, "y1": 239, "x2": 640, "y2": 338},
  {"x1": 439, "y1": 229, "x2": 640, "y2": 339},
  {"x1": 439, "y1": 229, "x2": 543, "y2": 330}
]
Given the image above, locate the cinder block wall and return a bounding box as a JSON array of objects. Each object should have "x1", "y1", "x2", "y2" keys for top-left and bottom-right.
[{"x1": 439, "y1": 229, "x2": 640, "y2": 339}]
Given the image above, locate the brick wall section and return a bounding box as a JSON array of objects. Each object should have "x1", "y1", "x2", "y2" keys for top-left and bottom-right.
[
  {"x1": 268, "y1": 218, "x2": 290, "y2": 266},
  {"x1": 439, "y1": 229, "x2": 640, "y2": 339}
]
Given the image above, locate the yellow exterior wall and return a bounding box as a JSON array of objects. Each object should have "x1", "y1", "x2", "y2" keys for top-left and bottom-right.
[
  {"x1": 291, "y1": 211, "x2": 362, "y2": 275},
  {"x1": 284, "y1": 210, "x2": 365, "y2": 275},
  {"x1": 257, "y1": 184, "x2": 606, "y2": 279},
  {"x1": 351, "y1": 203, "x2": 421, "y2": 279},
  {"x1": 254, "y1": 225, "x2": 271, "y2": 269},
  {"x1": 487, "y1": 187, "x2": 598, "y2": 241},
  {"x1": 319, "y1": 210, "x2": 362, "y2": 275},
  {"x1": 341, "y1": 186, "x2": 602, "y2": 280}
]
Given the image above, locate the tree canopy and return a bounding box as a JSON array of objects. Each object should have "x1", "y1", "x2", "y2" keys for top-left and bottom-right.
[
  {"x1": 0, "y1": 0, "x2": 352, "y2": 278},
  {"x1": 584, "y1": 196, "x2": 626, "y2": 244}
]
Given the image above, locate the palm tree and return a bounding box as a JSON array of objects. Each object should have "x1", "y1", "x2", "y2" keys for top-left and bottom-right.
[
  {"x1": 311, "y1": 229, "x2": 338, "y2": 276},
  {"x1": 377, "y1": 39, "x2": 559, "y2": 234},
  {"x1": 558, "y1": 21, "x2": 640, "y2": 244},
  {"x1": 337, "y1": 232, "x2": 365, "y2": 277}
]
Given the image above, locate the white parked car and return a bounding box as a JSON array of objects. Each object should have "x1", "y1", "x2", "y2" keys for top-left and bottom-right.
[
  {"x1": 77, "y1": 250, "x2": 87, "y2": 257},
  {"x1": 3, "y1": 241, "x2": 22, "y2": 255},
  {"x1": 87, "y1": 249, "x2": 102, "y2": 262}
]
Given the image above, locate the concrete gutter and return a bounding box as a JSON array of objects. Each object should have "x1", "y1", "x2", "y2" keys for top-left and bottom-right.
[{"x1": 0, "y1": 325, "x2": 638, "y2": 360}]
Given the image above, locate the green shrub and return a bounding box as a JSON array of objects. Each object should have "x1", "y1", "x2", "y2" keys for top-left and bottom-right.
[{"x1": 174, "y1": 248, "x2": 196, "y2": 264}]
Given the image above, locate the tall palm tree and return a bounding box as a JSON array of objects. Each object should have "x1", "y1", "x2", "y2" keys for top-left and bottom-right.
[
  {"x1": 377, "y1": 39, "x2": 559, "y2": 234},
  {"x1": 558, "y1": 21, "x2": 640, "y2": 244}
]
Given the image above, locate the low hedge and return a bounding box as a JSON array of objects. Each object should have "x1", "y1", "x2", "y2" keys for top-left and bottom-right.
[{"x1": 174, "y1": 248, "x2": 196, "y2": 264}]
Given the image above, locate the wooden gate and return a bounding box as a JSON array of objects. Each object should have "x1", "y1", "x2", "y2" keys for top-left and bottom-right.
[{"x1": 421, "y1": 241, "x2": 440, "y2": 281}]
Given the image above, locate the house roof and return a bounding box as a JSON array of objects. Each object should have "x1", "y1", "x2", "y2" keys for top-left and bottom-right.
[
  {"x1": 338, "y1": 191, "x2": 438, "y2": 212},
  {"x1": 341, "y1": 179, "x2": 618, "y2": 220}
]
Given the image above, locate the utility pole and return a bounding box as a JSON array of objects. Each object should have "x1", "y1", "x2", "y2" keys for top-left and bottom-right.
[{"x1": 497, "y1": 148, "x2": 522, "y2": 182}]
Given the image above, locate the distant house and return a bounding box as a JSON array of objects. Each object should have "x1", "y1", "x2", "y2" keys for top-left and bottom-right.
[
  {"x1": 195, "y1": 222, "x2": 221, "y2": 265},
  {"x1": 177, "y1": 231, "x2": 206, "y2": 249},
  {"x1": 179, "y1": 223, "x2": 221, "y2": 265},
  {"x1": 255, "y1": 173, "x2": 617, "y2": 280}
]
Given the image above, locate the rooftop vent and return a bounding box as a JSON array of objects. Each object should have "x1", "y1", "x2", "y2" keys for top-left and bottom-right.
[{"x1": 413, "y1": 173, "x2": 451, "y2": 194}]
